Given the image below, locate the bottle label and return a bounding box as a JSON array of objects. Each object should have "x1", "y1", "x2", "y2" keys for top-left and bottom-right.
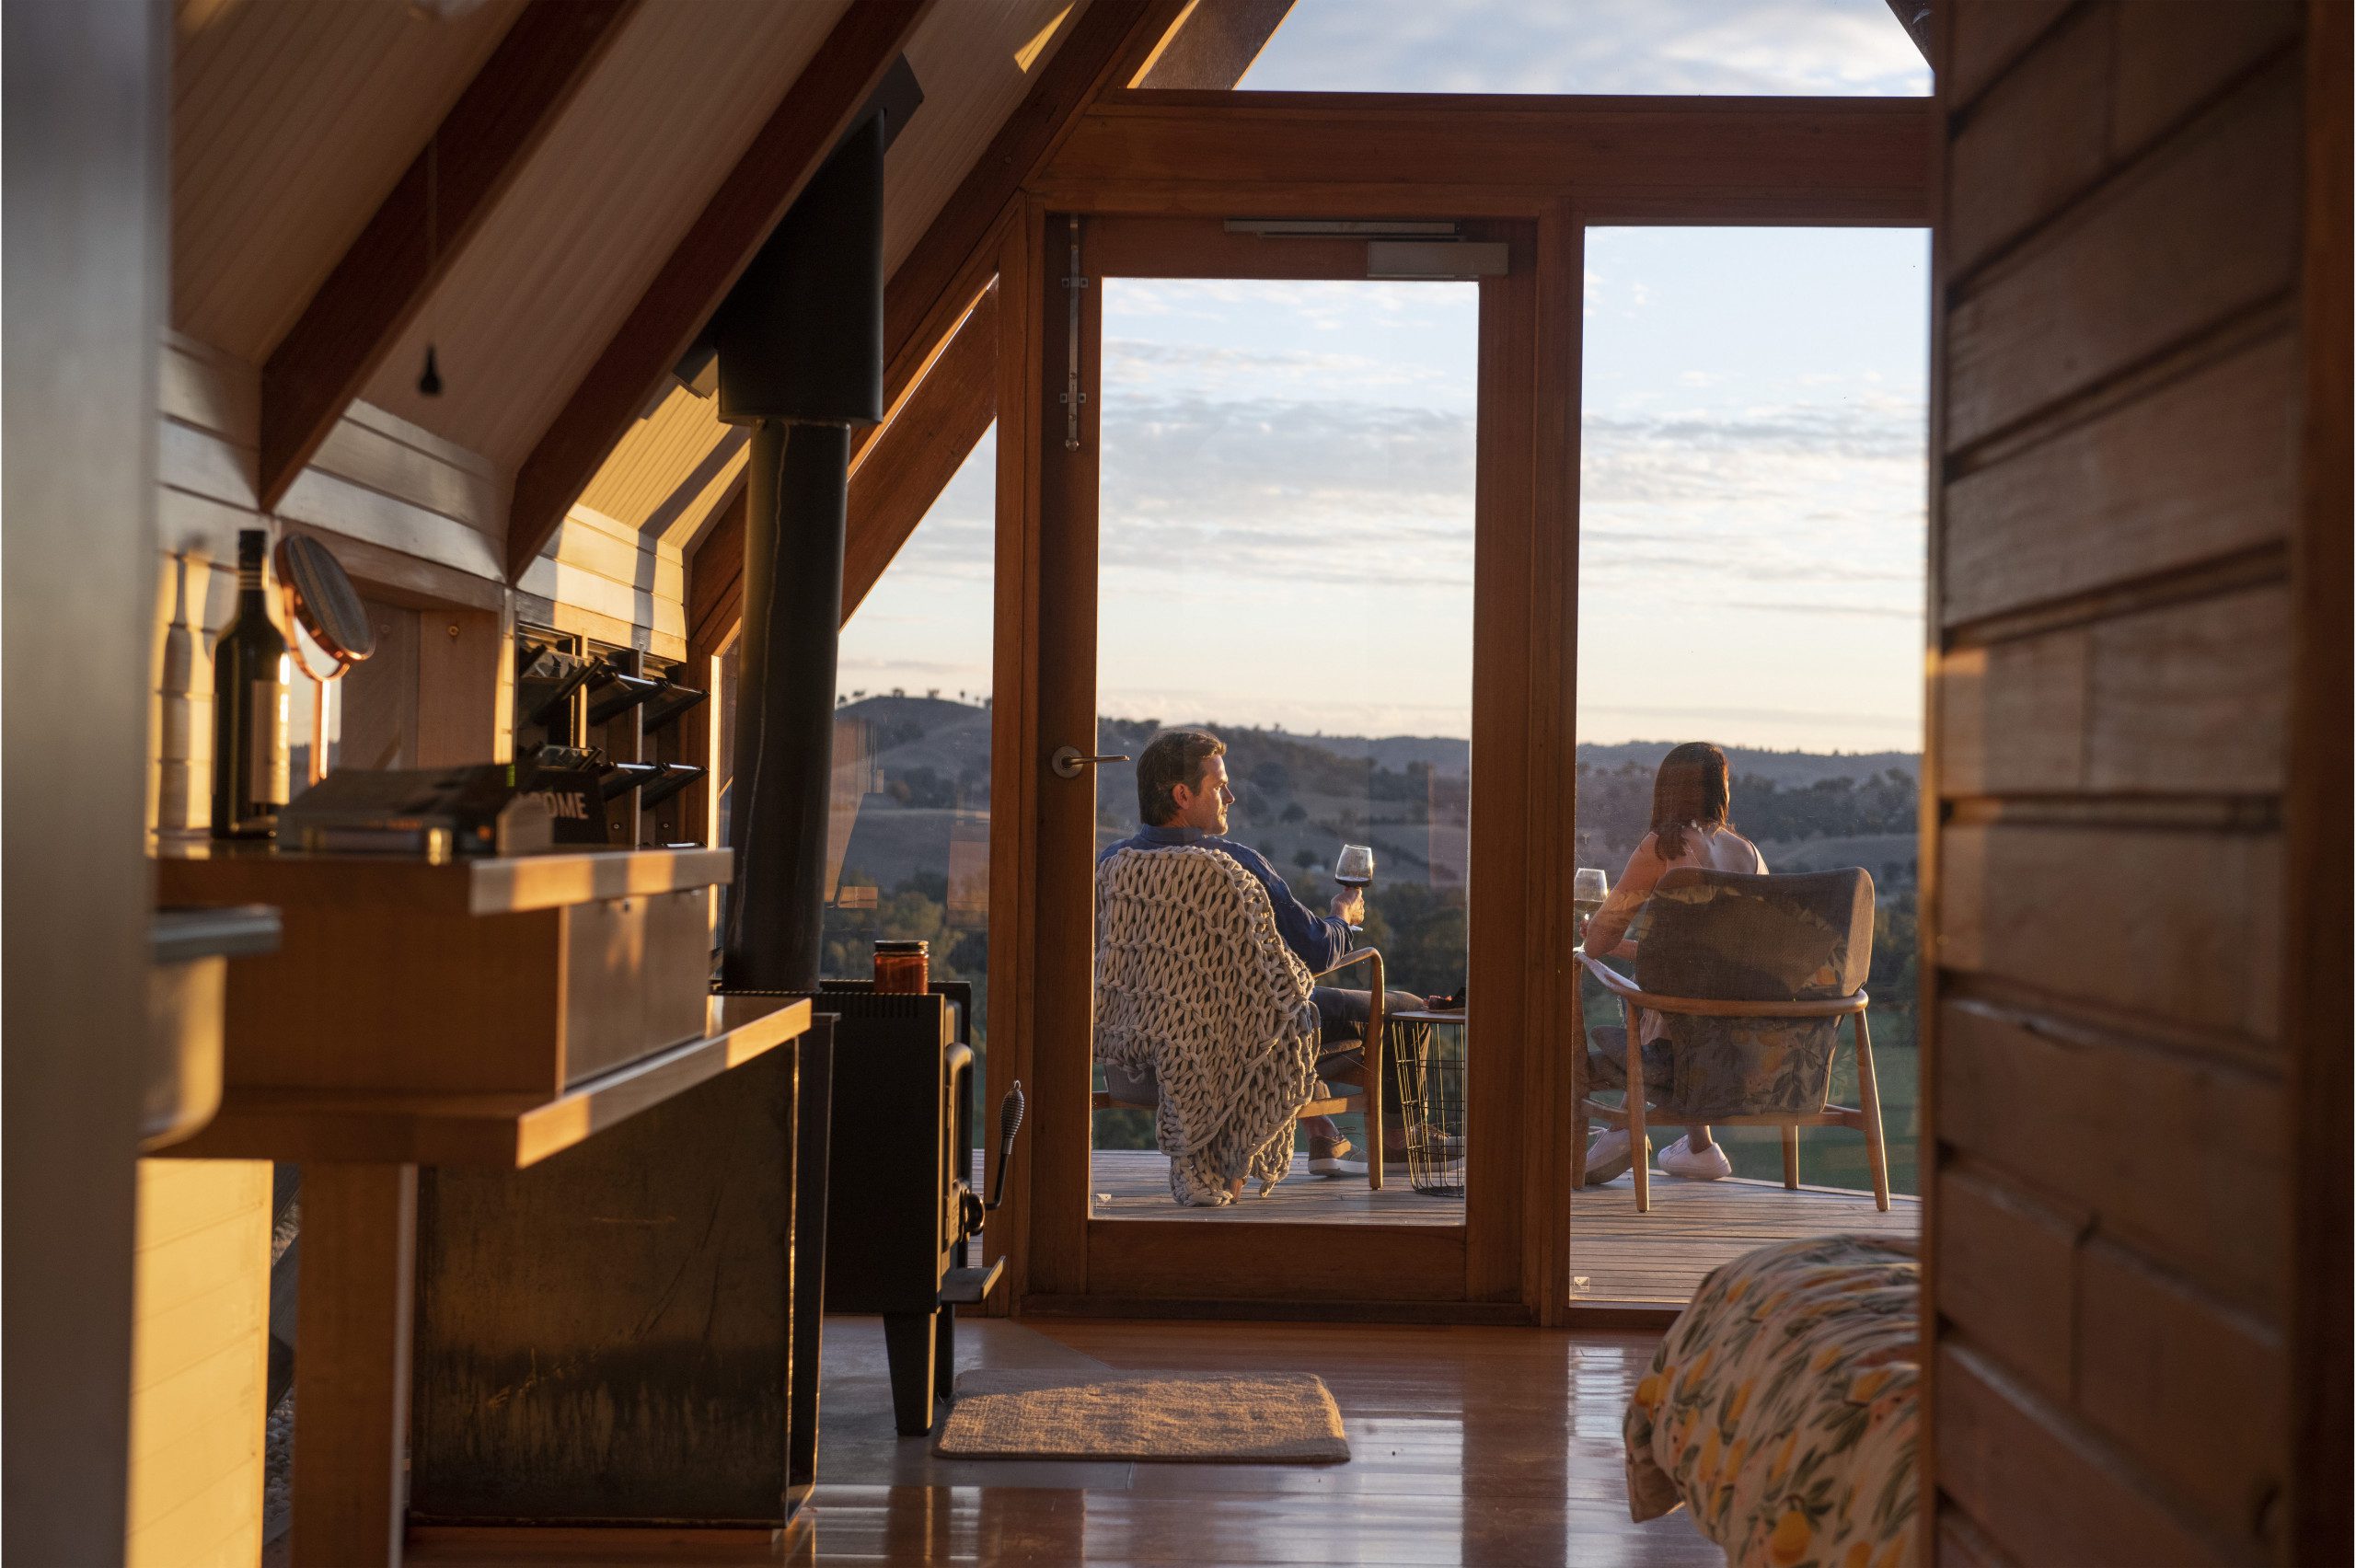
[{"x1": 251, "y1": 677, "x2": 289, "y2": 807}]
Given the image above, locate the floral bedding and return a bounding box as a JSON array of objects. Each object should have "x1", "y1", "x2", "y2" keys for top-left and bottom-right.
[{"x1": 1625, "y1": 1234, "x2": 1920, "y2": 1568}]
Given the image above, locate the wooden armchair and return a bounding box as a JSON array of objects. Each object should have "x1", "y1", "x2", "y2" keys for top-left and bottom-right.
[{"x1": 1574, "y1": 865, "x2": 1888, "y2": 1214}]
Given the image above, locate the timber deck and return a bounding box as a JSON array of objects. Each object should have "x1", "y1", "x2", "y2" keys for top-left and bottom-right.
[{"x1": 1074, "y1": 1147, "x2": 1919, "y2": 1307}]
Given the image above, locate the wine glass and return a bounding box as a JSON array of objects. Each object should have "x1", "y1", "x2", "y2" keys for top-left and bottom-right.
[
  {"x1": 1573, "y1": 867, "x2": 1609, "y2": 946},
  {"x1": 1334, "y1": 843, "x2": 1376, "y2": 889}
]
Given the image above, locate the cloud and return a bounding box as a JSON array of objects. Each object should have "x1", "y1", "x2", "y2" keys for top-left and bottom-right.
[{"x1": 1244, "y1": 0, "x2": 1928, "y2": 98}]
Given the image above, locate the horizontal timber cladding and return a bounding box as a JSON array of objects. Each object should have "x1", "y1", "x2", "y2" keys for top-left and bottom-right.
[{"x1": 1925, "y1": 4, "x2": 2338, "y2": 1564}]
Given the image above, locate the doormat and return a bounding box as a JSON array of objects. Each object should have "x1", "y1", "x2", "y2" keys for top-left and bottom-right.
[{"x1": 932, "y1": 1368, "x2": 1349, "y2": 1463}]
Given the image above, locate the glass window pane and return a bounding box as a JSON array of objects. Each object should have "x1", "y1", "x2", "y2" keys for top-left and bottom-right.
[
  {"x1": 1243, "y1": 0, "x2": 1928, "y2": 97},
  {"x1": 1573, "y1": 225, "x2": 1927, "y2": 1304}
]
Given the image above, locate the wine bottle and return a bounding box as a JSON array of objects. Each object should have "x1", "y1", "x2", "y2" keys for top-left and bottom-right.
[{"x1": 211, "y1": 528, "x2": 290, "y2": 839}]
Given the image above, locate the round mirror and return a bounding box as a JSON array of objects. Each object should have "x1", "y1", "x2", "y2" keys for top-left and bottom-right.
[
  {"x1": 273, "y1": 533, "x2": 375, "y2": 673},
  {"x1": 272, "y1": 533, "x2": 373, "y2": 788}
]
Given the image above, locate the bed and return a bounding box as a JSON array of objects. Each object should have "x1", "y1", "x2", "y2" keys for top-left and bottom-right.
[{"x1": 1625, "y1": 1233, "x2": 1920, "y2": 1568}]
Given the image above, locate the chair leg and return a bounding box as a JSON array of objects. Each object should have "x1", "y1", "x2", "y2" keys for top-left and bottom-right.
[
  {"x1": 1854, "y1": 1010, "x2": 1889, "y2": 1213},
  {"x1": 1571, "y1": 1101, "x2": 1589, "y2": 1189},
  {"x1": 1782, "y1": 1125, "x2": 1800, "y2": 1190},
  {"x1": 1621, "y1": 999, "x2": 1649, "y2": 1215},
  {"x1": 1366, "y1": 1017, "x2": 1385, "y2": 1193}
]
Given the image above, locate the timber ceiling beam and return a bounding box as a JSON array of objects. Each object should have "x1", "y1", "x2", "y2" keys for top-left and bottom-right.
[
  {"x1": 257, "y1": 0, "x2": 638, "y2": 513},
  {"x1": 1035, "y1": 93, "x2": 1935, "y2": 224},
  {"x1": 1124, "y1": 0, "x2": 1298, "y2": 88},
  {"x1": 505, "y1": 0, "x2": 939, "y2": 582}
]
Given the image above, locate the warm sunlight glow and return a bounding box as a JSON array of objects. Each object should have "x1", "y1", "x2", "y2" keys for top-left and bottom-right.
[{"x1": 1014, "y1": 5, "x2": 1075, "y2": 73}]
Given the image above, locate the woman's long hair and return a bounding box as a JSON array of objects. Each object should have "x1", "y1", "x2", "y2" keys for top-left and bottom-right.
[{"x1": 1648, "y1": 742, "x2": 1732, "y2": 860}]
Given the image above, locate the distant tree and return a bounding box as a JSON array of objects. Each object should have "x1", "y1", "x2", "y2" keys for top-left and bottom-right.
[{"x1": 1292, "y1": 848, "x2": 1320, "y2": 870}]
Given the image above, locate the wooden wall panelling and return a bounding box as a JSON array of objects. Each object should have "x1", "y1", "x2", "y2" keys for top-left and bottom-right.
[
  {"x1": 417, "y1": 605, "x2": 507, "y2": 767},
  {"x1": 1940, "y1": 325, "x2": 2298, "y2": 628},
  {"x1": 1935, "y1": 1343, "x2": 2235, "y2": 1567},
  {"x1": 1925, "y1": 5, "x2": 2327, "y2": 1562},
  {"x1": 984, "y1": 208, "x2": 1045, "y2": 1309},
  {"x1": 1931, "y1": 1166, "x2": 2082, "y2": 1403},
  {"x1": 2284, "y1": 0, "x2": 2352, "y2": 1555},
  {"x1": 1943, "y1": 56, "x2": 2303, "y2": 454},
  {"x1": 2072, "y1": 1236, "x2": 2288, "y2": 1536},
  {"x1": 256, "y1": 0, "x2": 639, "y2": 511},
  {"x1": 1939, "y1": 584, "x2": 2292, "y2": 798},
  {"x1": 1936, "y1": 821, "x2": 2282, "y2": 1052},
  {"x1": 125, "y1": 1160, "x2": 272, "y2": 1568},
  {"x1": 503, "y1": 0, "x2": 937, "y2": 580},
  {"x1": 1943, "y1": 0, "x2": 2074, "y2": 107},
  {"x1": 288, "y1": 1163, "x2": 417, "y2": 1568},
  {"x1": 342, "y1": 601, "x2": 423, "y2": 773},
  {"x1": 1934, "y1": 999, "x2": 2286, "y2": 1310}
]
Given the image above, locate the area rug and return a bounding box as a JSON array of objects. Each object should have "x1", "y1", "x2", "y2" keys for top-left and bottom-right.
[{"x1": 932, "y1": 1368, "x2": 1350, "y2": 1463}]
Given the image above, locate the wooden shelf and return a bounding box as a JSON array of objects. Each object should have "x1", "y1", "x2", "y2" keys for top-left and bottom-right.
[
  {"x1": 167, "y1": 995, "x2": 809, "y2": 1169},
  {"x1": 156, "y1": 841, "x2": 730, "y2": 916}
]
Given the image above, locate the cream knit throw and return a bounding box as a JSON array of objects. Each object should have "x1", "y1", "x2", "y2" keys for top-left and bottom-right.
[{"x1": 1094, "y1": 847, "x2": 1322, "y2": 1206}]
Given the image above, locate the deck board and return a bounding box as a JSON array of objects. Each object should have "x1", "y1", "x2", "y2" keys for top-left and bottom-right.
[{"x1": 1067, "y1": 1148, "x2": 1918, "y2": 1306}]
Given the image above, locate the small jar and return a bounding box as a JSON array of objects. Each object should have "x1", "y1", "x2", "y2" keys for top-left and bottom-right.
[{"x1": 873, "y1": 939, "x2": 929, "y2": 994}]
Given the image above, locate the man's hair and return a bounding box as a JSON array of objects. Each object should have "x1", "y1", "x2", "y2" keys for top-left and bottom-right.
[{"x1": 1137, "y1": 728, "x2": 1226, "y2": 826}]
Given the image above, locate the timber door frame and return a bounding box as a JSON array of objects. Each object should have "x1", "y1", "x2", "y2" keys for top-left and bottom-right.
[
  {"x1": 988, "y1": 209, "x2": 1569, "y2": 1324},
  {"x1": 977, "y1": 92, "x2": 1934, "y2": 1327}
]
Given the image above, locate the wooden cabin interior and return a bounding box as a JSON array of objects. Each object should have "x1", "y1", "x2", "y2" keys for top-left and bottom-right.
[{"x1": 4, "y1": 1, "x2": 2346, "y2": 1564}]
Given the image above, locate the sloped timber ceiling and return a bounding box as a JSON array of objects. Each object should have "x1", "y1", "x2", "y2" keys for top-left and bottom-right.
[
  {"x1": 361, "y1": 0, "x2": 855, "y2": 468},
  {"x1": 171, "y1": 0, "x2": 525, "y2": 363},
  {"x1": 574, "y1": 0, "x2": 1092, "y2": 547}
]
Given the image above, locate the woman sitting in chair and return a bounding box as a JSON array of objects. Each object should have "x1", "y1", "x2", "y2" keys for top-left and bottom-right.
[{"x1": 1579, "y1": 741, "x2": 1765, "y2": 1185}]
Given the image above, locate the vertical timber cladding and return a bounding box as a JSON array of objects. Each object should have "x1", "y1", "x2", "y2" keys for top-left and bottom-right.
[{"x1": 1925, "y1": 3, "x2": 2342, "y2": 1564}]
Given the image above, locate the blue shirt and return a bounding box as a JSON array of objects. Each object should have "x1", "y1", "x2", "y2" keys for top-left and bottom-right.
[{"x1": 1098, "y1": 824, "x2": 1350, "y2": 974}]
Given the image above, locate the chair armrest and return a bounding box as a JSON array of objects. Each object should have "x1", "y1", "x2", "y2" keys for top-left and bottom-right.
[
  {"x1": 1575, "y1": 951, "x2": 1867, "y2": 1019},
  {"x1": 1312, "y1": 947, "x2": 1386, "y2": 1046}
]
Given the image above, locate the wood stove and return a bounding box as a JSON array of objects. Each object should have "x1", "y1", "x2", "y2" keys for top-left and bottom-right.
[{"x1": 815, "y1": 979, "x2": 1014, "y2": 1435}]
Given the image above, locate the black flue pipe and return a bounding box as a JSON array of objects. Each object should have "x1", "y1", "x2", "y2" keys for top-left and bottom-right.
[
  {"x1": 716, "y1": 108, "x2": 889, "y2": 994},
  {"x1": 722, "y1": 420, "x2": 849, "y2": 990}
]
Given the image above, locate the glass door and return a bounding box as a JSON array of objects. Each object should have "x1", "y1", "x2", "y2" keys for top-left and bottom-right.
[{"x1": 1012, "y1": 214, "x2": 1555, "y2": 1312}]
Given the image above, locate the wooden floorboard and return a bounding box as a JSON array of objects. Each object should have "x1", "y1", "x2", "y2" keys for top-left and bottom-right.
[
  {"x1": 803, "y1": 1314, "x2": 1723, "y2": 1565},
  {"x1": 1071, "y1": 1148, "x2": 1919, "y2": 1306}
]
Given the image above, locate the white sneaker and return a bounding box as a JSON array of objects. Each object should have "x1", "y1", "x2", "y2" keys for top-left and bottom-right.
[
  {"x1": 1581, "y1": 1128, "x2": 1651, "y2": 1186},
  {"x1": 1658, "y1": 1135, "x2": 1732, "y2": 1182}
]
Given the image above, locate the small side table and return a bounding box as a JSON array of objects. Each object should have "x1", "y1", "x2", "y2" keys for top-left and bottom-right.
[{"x1": 1387, "y1": 1009, "x2": 1468, "y2": 1197}]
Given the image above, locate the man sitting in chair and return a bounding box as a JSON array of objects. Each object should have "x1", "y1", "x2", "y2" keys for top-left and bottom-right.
[{"x1": 1099, "y1": 728, "x2": 1419, "y2": 1181}]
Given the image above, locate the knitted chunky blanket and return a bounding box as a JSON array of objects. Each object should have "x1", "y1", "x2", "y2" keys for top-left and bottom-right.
[{"x1": 1094, "y1": 847, "x2": 1323, "y2": 1206}]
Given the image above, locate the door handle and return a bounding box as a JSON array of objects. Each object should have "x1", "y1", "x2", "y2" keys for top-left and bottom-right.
[{"x1": 1051, "y1": 745, "x2": 1130, "y2": 779}]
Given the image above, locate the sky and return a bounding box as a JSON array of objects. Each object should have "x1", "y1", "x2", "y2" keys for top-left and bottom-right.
[{"x1": 836, "y1": 0, "x2": 1933, "y2": 754}]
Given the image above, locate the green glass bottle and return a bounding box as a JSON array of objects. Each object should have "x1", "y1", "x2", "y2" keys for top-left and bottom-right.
[{"x1": 210, "y1": 529, "x2": 290, "y2": 839}]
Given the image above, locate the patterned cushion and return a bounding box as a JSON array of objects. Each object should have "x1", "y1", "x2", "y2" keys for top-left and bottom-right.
[
  {"x1": 1094, "y1": 847, "x2": 1323, "y2": 1206},
  {"x1": 1624, "y1": 1234, "x2": 1919, "y2": 1567},
  {"x1": 1631, "y1": 867, "x2": 1875, "y2": 1120}
]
